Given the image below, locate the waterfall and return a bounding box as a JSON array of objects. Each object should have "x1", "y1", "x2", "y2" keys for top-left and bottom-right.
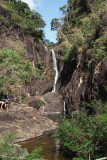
[
  {"x1": 64, "y1": 101, "x2": 66, "y2": 117},
  {"x1": 51, "y1": 49, "x2": 58, "y2": 92}
]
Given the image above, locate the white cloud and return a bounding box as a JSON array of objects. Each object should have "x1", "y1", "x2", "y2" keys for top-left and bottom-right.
[
  {"x1": 36, "y1": 0, "x2": 43, "y2": 7},
  {"x1": 21, "y1": 0, "x2": 43, "y2": 9},
  {"x1": 21, "y1": 0, "x2": 36, "y2": 9}
]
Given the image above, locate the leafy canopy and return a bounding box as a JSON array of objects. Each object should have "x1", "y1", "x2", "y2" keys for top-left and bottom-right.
[
  {"x1": 51, "y1": 0, "x2": 107, "y2": 62},
  {"x1": 3, "y1": 0, "x2": 46, "y2": 41}
]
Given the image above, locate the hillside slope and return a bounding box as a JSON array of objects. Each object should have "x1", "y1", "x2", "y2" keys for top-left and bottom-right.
[
  {"x1": 53, "y1": 0, "x2": 107, "y2": 113},
  {"x1": 0, "y1": 1, "x2": 53, "y2": 100}
]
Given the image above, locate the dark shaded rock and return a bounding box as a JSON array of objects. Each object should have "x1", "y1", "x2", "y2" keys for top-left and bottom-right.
[
  {"x1": 57, "y1": 52, "x2": 107, "y2": 114},
  {"x1": 27, "y1": 97, "x2": 44, "y2": 110},
  {"x1": 28, "y1": 80, "x2": 53, "y2": 96}
]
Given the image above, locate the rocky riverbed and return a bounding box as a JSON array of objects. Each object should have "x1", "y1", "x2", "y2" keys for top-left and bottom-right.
[{"x1": 0, "y1": 92, "x2": 63, "y2": 141}]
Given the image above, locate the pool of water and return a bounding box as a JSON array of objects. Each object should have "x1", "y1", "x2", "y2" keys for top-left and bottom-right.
[{"x1": 19, "y1": 131, "x2": 72, "y2": 160}]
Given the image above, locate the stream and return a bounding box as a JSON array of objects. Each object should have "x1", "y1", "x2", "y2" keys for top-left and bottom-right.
[
  {"x1": 20, "y1": 50, "x2": 70, "y2": 160},
  {"x1": 19, "y1": 130, "x2": 72, "y2": 160}
]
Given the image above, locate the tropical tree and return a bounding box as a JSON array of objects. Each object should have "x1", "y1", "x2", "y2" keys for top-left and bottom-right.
[
  {"x1": 31, "y1": 10, "x2": 46, "y2": 28},
  {"x1": 51, "y1": 18, "x2": 61, "y2": 31},
  {"x1": 14, "y1": 0, "x2": 30, "y2": 15}
]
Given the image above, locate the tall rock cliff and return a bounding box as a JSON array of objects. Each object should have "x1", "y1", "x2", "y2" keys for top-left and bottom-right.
[
  {"x1": 53, "y1": 0, "x2": 107, "y2": 113},
  {"x1": 0, "y1": 4, "x2": 53, "y2": 98},
  {"x1": 56, "y1": 50, "x2": 107, "y2": 113}
]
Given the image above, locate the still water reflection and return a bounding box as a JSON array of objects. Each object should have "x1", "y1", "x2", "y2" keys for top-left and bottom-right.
[{"x1": 20, "y1": 131, "x2": 72, "y2": 160}]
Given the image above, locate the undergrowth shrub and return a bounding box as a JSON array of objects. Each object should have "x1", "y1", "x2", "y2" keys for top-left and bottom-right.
[
  {"x1": 0, "y1": 48, "x2": 43, "y2": 90},
  {"x1": 0, "y1": 133, "x2": 43, "y2": 160},
  {"x1": 53, "y1": 101, "x2": 107, "y2": 160}
]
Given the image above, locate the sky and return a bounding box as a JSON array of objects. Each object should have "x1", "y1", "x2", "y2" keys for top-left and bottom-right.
[{"x1": 22, "y1": 0, "x2": 67, "y2": 43}]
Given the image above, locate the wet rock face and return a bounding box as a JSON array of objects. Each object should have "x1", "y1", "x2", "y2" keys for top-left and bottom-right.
[{"x1": 58, "y1": 53, "x2": 107, "y2": 113}]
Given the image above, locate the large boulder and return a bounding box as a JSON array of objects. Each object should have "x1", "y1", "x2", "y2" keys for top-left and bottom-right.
[{"x1": 0, "y1": 103, "x2": 55, "y2": 141}]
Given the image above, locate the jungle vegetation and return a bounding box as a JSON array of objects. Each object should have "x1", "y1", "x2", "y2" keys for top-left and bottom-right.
[
  {"x1": 0, "y1": 0, "x2": 48, "y2": 95},
  {"x1": 51, "y1": 0, "x2": 107, "y2": 61},
  {"x1": 1, "y1": 0, "x2": 45, "y2": 41},
  {"x1": 54, "y1": 101, "x2": 107, "y2": 160},
  {"x1": 51, "y1": 0, "x2": 107, "y2": 159}
]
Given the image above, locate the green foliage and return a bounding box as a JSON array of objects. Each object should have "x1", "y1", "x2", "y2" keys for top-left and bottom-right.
[
  {"x1": 51, "y1": 18, "x2": 61, "y2": 31},
  {"x1": 39, "y1": 100, "x2": 43, "y2": 107},
  {"x1": 0, "y1": 48, "x2": 22, "y2": 88},
  {"x1": 62, "y1": 45, "x2": 78, "y2": 63},
  {"x1": 37, "y1": 121, "x2": 41, "y2": 124},
  {"x1": 18, "y1": 95, "x2": 22, "y2": 103},
  {"x1": 81, "y1": 100, "x2": 107, "y2": 115},
  {"x1": 25, "y1": 147, "x2": 43, "y2": 160},
  {"x1": 31, "y1": 10, "x2": 45, "y2": 28},
  {"x1": 10, "y1": 12, "x2": 22, "y2": 28},
  {"x1": 14, "y1": 0, "x2": 30, "y2": 16},
  {"x1": 3, "y1": 0, "x2": 45, "y2": 41},
  {"x1": 39, "y1": 75, "x2": 46, "y2": 81},
  {"x1": 0, "y1": 48, "x2": 42, "y2": 90},
  {"x1": 0, "y1": 15, "x2": 8, "y2": 25},
  {"x1": 69, "y1": 28, "x2": 85, "y2": 46},
  {"x1": 73, "y1": 158, "x2": 84, "y2": 160},
  {"x1": 62, "y1": 45, "x2": 71, "y2": 62},
  {"x1": 0, "y1": 133, "x2": 23, "y2": 160},
  {"x1": 51, "y1": 0, "x2": 107, "y2": 61},
  {"x1": 0, "y1": 133, "x2": 43, "y2": 160},
  {"x1": 81, "y1": 16, "x2": 95, "y2": 36},
  {"x1": 60, "y1": 5, "x2": 67, "y2": 15},
  {"x1": 67, "y1": 0, "x2": 88, "y2": 25},
  {"x1": 94, "y1": 0, "x2": 107, "y2": 10},
  {"x1": 53, "y1": 101, "x2": 107, "y2": 159},
  {"x1": 92, "y1": 36, "x2": 107, "y2": 58},
  {"x1": 44, "y1": 39, "x2": 54, "y2": 48},
  {"x1": 102, "y1": 84, "x2": 107, "y2": 92},
  {"x1": 0, "y1": 48, "x2": 22, "y2": 64}
]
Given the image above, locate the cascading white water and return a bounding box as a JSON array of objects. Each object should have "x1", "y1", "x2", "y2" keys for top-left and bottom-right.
[
  {"x1": 51, "y1": 49, "x2": 58, "y2": 92},
  {"x1": 64, "y1": 100, "x2": 66, "y2": 117}
]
